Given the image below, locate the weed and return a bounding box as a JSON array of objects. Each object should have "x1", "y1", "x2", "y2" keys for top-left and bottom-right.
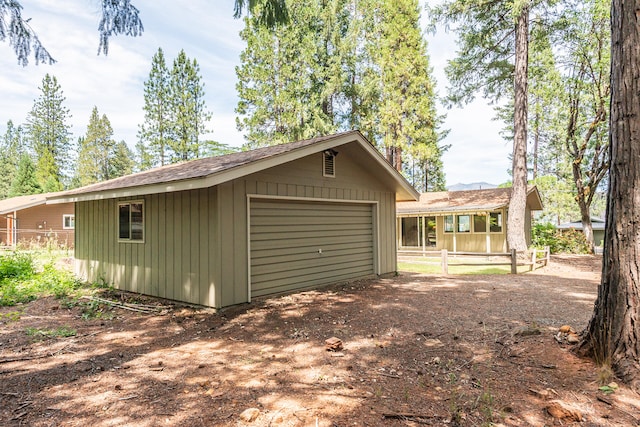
[
  {"x1": 0, "y1": 310, "x2": 22, "y2": 322},
  {"x1": 26, "y1": 326, "x2": 76, "y2": 339}
]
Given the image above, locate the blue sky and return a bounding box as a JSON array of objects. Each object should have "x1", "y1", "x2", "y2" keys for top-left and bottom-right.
[{"x1": 0, "y1": 0, "x2": 511, "y2": 186}]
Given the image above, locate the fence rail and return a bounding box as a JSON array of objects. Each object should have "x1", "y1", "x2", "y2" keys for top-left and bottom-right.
[
  {"x1": 0, "y1": 228, "x2": 74, "y2": 249},
  {"x1": 398, "y1": 247, "x2": 550, "y2": 274}
]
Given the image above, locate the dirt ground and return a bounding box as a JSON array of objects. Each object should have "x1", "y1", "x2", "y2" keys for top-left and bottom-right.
[{"x1": 1, "y1": 255, "x2": 640, "y2": 427}]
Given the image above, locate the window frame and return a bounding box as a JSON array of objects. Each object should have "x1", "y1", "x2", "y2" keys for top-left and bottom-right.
[
  {"x1": 62, "y1": 214, "x2": 75, "y2": 230},
  {"x1": 443, "y1": 215, "x2": 454, "y2": 233},
  {"x1": 118, "y1": 200, "x2": 145, "y2": 243},
  {"x1": 456, "y1": 214, "x2": 471, "y2": 233},
  {"x1": 489, "y1": 211, "x2": 503, "y2": 233}
]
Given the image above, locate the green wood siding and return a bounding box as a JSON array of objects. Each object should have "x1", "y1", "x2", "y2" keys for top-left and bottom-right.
[{"x1": 75, "y1": 147, "x2": 398, "y2": 308}]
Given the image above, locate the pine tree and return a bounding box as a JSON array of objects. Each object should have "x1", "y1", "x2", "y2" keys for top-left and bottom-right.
[
  {"x1": 110, "y1": 141, "x2": 134, "y2": 178},
  {"x1": 25, "y1": 74, "x2": 72, "y2": 191},
  {"x1": 138, "y1": 48, "x2": 172, "y2": 169},
  {"x1": 75, "y1": 106, "x2": 118, "y2": 186},
  {"x1": 376, "y1": 0, "x2": 442, "y2": 181},
  {"x1": 9, "y1": 154, "x2": 42, "y2": 196},
  {"x1": 0, "y1": 121, "x2": 25, "y2": 199},
  {"x1": 170, "y1": 50, "x2": 211, "y2": 161}
]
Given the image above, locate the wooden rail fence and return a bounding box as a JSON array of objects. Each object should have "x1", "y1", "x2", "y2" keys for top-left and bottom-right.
[{"x1": 398, "y1": 247, "x2": 550, "y2": 274}]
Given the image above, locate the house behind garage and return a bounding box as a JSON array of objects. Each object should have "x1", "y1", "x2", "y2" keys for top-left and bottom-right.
[
  {"x1": 48, "y1": 131, "x2": 418, "y2": 308},
  {"x1": 0, "y1": 192, "x2": 75, "y2": 248}
]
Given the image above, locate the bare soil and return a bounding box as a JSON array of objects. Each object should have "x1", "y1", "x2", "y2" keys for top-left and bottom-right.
[{"x1": 1, "y1": 255, "x2": 639, "y2": 426}]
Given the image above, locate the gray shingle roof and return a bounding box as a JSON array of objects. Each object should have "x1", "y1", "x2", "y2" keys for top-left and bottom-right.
[
  {"x1": 59, "y1": 132, "x2": 358, "y2": 197},
  {"x1": 397, "y1": 186, "x2": 542, "y2": 214}
]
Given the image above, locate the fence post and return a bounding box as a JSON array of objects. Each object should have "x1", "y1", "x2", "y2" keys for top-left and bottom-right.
[
  {"x1": 510, "y1": 249, "x2": 517, "y2": 274},
  {"x1": 441, "y1": 249, "x2": 448, "y2": 274},
  {"x1": 545, "y1": 246, "x2": 550, "y2": 266},
  {"x1": 530, "y1": 248, "x2": 537, "y2": 271}
]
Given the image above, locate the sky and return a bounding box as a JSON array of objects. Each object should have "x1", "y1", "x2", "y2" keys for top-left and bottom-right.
[{"x1": 0, "y1": 0, "x2": 511, "y2": 186}]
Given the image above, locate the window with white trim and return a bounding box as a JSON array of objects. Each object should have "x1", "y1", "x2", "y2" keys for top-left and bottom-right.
[
  {"x1": 63, "y1": 214, "x2": 75, "y2": 229},
  {"x1": 118, "y1": 201, "x2": 144, "y2": 241}
]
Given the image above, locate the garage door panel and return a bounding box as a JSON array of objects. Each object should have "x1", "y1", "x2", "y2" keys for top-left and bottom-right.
[
  {"x1": 250, "y1": 199, "x2": 375, "y2": 297},
  {"x1": 251, "y1": 265, "x2": 374, "y2": 298},
  {"x1": 251, "y1": 250, "x2": 373, "y2": 275},
  {"x1": 250, "y1": 233, "x2": 372, "y2": 251},
  {"x1": 250, "y1": 227, "x2": 372, "y2": 243},
  {"x1": 251, "y1": 240, "x2": 373, "y2": 260},
  {"x1": 251, "y1": 222, "x2": 372, "y2": 235}
]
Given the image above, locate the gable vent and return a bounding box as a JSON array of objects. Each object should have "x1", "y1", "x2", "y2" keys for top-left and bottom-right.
[{"x1": 323, "y1": 150, "x2": 336, "y2": 177}]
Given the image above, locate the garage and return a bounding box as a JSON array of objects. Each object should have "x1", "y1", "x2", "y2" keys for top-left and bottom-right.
[{"x1": 249, "y1": 197, "x2": 376, "y2": 298}]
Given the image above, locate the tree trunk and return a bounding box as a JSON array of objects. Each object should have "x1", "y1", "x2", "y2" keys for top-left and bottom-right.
[
  {"x1": 507, "y1": 4, "x2": 529, "y2": 254},
  {"x1": 579, "y1": 0, "x2": 640, "y2": 390}
]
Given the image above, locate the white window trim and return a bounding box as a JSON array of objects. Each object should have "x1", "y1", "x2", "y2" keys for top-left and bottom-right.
[
  {"x1": 117, "y1": 200, "x2": 145, "y2": 243},
  {"x1": 62, "y1": 214, "x2": 75, "y2": 230}
]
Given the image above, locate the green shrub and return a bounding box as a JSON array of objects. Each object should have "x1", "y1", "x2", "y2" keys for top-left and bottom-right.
[
  {"x1": 0, "y1": 252, "x2": 35, "y2": 281},
  {"x1": 1, "y1": 253, "x2": 81, "y2": 306},
  {"x1": 531, "y1": 223, "x2": 590, "y2": 254}
]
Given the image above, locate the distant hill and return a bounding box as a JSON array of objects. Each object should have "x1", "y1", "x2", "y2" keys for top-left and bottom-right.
[{"x1": 446, "y1": 182, "x2": 498, "y2": 191}]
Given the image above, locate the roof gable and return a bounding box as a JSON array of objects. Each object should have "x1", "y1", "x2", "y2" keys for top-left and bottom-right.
[{"x1": 48, "y1": 131, "x2": 419, "y2": 203}]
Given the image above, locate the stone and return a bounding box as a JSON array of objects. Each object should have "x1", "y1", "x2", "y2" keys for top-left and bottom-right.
[
  {"x1": 546, "y1": 400, "x2": 582, "y2": 422},
  {"x1": 325, "y1": 336, "x2": 343, "y2": 351},
  {"x1": 566, "y1": 333, "x2": 580, "y2": 344},
  {"x1": 239, "y1": 408, "x2": 260, "y2": 422},
  {"x1": 559, "y1": 325, "x2": 573, "y2": 333}
]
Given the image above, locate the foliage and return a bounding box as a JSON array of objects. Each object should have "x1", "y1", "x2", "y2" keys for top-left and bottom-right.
[
  {"x1": 0, "y1": 0, "x2": 54, "y2": 65},
  {"x1": 1, "y1": 0, "x2": 143, "y2": 66},
  {"x1": 531, "y1": 223, "x2": 590, "y2": 254},
  {"x1": 73, "y1": 107, "x2": 131, "y2": 187},
  {"x1": 2, "y1": 0, "x2": 288, "y2": 66},
  {"x1": 0, "y1": 251, "x2": 80, "y2": 306},
  {"x1": 236, "y1": 0, "x2": 446, "y2": 189},
  {"x1": 169, "y1": 50, "x2": 212, "y2": 162},
  {"x1": 0, "y1": 251, "x2": 35, "y2": 281},
  {"x1": 25, "y1": 74, "x2": 72, "y2": 191},
  {"x1": 137, "y1": 48, "x2": 212, "y2": 169},
  {"x1": 0, "y1": 120, "x2": 25, "y2": 199},
  {"x1": 8, "y1": 153, "x2": 42, "y2": 196}
]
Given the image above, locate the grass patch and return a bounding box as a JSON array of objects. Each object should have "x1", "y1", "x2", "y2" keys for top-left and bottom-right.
[
  {"x1": 398, "y1": 260, "x2": 530, "y2": 275},
  {"x1": 25, "y1": 326, "x2": 77, "y2": 339},
  {"x1": 0, "y1": 251, "x2": 83, "y2": 306}
]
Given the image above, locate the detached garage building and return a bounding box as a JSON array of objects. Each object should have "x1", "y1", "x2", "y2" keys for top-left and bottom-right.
[{"x1": 48, "y1": 131, "x2": 418, "y2": 308}]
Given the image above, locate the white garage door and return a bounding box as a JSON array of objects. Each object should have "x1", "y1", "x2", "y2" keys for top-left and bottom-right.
[{"x1": 249, "y1": 198, "x2": 376, "y2": 298}]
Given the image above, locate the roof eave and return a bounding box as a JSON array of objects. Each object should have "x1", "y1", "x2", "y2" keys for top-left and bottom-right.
[{"x1": 48, "y1": 132, "x2": 419, "y2": 204}]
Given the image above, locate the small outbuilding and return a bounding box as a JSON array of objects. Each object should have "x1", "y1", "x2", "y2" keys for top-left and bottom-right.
[
  {"x1": 397, "y1": 187, "x2": 543, "y2": 253},
  {"x1": 48, "y1": 131, "x2": 418, "y2": 308},
  {"x1": 557, "y1": 217, "x2": 606, "y2": 249},
  {"x1": 0, "y1": 192, "x2": 75, "y2": 248}
]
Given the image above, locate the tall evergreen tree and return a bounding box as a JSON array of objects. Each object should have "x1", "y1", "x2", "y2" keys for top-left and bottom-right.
[
  {"x1": 25, "y1": 73, "x2": 72, "y2": 191},
  {"x1": 9, "y1": 153, "x2": 41, "y2": 196},
  {"x1": 138, "y1": 47, "x2": 172, "y2": 168},
  {"x1": 236, "y1": 2, "x2": 329, "y2": 148},
  {"x1": 110, "y1": 141, "x2": 134, "y2": 178},
  {"x1": 377, "y1": 0, "x2": 442, "y2": 179},
  {"x1": 170, "y1": 50, "x2": 211, "y2": 161},
  {"x1": 74, "y1": 106, "x2": 118, "y2": 186},
  {"x1": 0, "y1": 120, "x2": 25, "y2": 199}
]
